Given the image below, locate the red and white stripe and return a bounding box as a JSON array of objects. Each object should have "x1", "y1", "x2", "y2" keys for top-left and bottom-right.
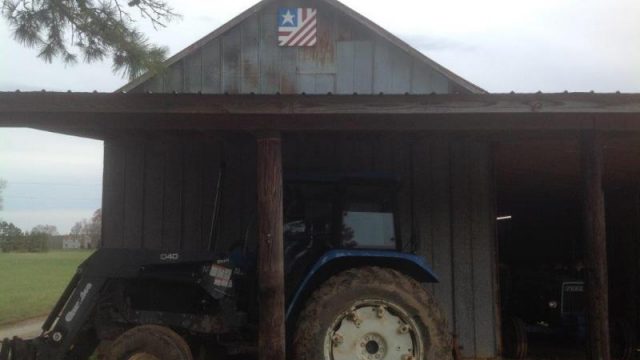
[{"x1": 278, "y1": 8, "x2": 317, "y2": 47}]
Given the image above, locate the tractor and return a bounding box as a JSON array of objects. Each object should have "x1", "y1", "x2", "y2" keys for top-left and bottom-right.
[
  {"x1": 0, "y1": 173, "x2": 450, "y2": 360},
  {"x1": 501, "y1": 264, "x2": 636, "y2": 360}
]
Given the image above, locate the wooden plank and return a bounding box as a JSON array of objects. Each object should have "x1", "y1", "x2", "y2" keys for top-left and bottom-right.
[
  {"x1": 374, "y1": 134, "x2": 411, "y2": 249},
  {"x1": 336, "y1": 41, "x2": 355, "y2": 94},
  {"x1": 315, "y1": 74, "x2": 335, "y2": 94},
  {"x1": 202, "y1": 38, "x2": 222, "y2": 94},
  {"x1": 162, "y1": 138, "x2": 183, "y2": 250},
  {"x1": 429, "y1": 139, "x2": 455, "y2": 331},
  {"x1": 102, "y1": 139, "x2": 126, "y2": 248},
  {"x1": 259, "y1": 3, "x2": 280, "y2": 94},
  {"x1": 9, "y1": 95, "x2": 640, "y2": 133},
  {"x1": 282, "y1": 133, "x2": 300, "y2": 172},
  {"x1": 7, "y1": 93, "x2": 640, "y2": 115},
  {"x1": 290, "y1": 133, "x2": 332, "y2": 172},
  {"x1": 241, "y1": 134, "x2": 258, "y2": 253},
  {"x1": 605, "y1": 188, "x2": 640, "y2": 327},
  {"x1": 256, "y1": 132, "x2": 285, "y2": 360},
  {"x1": 184, "y1": 50, "x2": 203, "y2": 93},
  {"x1": 353, "y1": 41, "x2": 373, "y2": 94},
  {"x1": 143, "y1": 75, "x2": 163, "y2": 93},
  {"x1": 373, "y1": 40, "x2": 393, "y2": 93},
  {"x1": 432, "y1": 71, "x2": 451, "y2": 94},
  {"x1": 412, "y1": 137, "x2": 432, "y2": 261},
  {"x1": 297, "y1": 74, "x2": 316, "y2": 94},
  {"x1": 394, "y1": 137, "x2": 413, "y2": 253},
  {"x1": 334, "y1": 12, "x2": 353, "y2": 41},
  {"x1": 217, "y1": 135, "x2": 248, "y2": 251},
  {"x1": 581, "y1": 131, "x2": 611, "y2": 360},
  {"x1": 181, "y1": 135, "x2": 204, "y2": 251},
  {"x1": 411, "y1": 61, "x2": 434, "y2": 94},
  {"x1": 142, "y1": 138, "x2": 166, "y2": 250},
  {"x1": 163, "y1": 61, "x2": 184, "y2": 93},
  {"x1": 122, "y1": 138, "x2": 145, "y2": 248},
  {"x1": 390, "y1": 50, "x2": 412, "y2": 94},
  {"x1": 279, "y1": 47, "x2": 297, "y2": 94},
  {"x1": 335, "y1": 133, "x2": 375, "y2": 172},
  {"x1": 469, "y1": 141, "x2": 498, "y2": 357},
  {"x1": 200, "y1": 135, "x2": 223, "y2": 250},
  {"x1": 450, "y1": 140, "x2": 476, "y2": 357},
  {"x1": 222, "y1": 26, "x2": 242, "y2": 94},
  {"x1": 241, "y1": 15, "x2": 260, "y2": 93}
]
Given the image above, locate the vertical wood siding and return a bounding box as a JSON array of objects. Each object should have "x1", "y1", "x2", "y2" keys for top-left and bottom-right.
[
  {"x1": 101, "y1": 132, "x2": 497, "y2": 358},
  {"x1": 131, "y1": 1, "x2": 455, "y2": 95}
]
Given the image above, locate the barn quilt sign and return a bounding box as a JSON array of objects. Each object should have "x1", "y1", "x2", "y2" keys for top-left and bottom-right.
[{"x1": 278, "y1": 8, "x2": 318, "y2": 46}]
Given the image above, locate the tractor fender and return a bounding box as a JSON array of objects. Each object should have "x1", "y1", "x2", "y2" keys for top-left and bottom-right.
[{"x1": 286, "y1": 249, "x2": 439, "y2": 320}]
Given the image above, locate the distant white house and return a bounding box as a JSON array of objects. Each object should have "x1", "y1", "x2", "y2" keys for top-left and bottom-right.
[{"x1": 63, "y1": 235, "x2": 93, "y2": 249}]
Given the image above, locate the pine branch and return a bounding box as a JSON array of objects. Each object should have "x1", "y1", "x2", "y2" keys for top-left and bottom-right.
[{"x1": 1, "y1": 0, "x2": 178, "y2": 79}]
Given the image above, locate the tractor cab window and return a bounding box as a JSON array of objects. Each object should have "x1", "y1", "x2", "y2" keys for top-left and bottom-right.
[{"x1": 341, "y1": 185, "x2": 397, "y2": 249}]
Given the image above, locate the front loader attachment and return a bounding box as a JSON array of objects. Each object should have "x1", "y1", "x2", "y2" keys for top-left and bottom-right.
[{"x1": 0, "y1": 249, "x2": 229, "y2": 360}]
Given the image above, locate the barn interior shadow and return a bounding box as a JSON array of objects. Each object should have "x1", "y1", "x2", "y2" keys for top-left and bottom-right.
[{"x1": 495, "y1": 138, "x2": 639, "y2": 360}]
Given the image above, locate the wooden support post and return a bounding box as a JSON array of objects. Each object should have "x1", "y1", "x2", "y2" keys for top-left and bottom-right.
[
  {"x1": 256, "y1": 131, "x2": 285, "y2": 360},
  {"x1": 581, "y1": 131, "x2": 611, "y2": 360}
]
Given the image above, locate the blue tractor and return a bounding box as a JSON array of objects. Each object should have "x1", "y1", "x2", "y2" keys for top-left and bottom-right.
[{"x1": 1, "y1": 174, "x2": 450, "y2": 360}]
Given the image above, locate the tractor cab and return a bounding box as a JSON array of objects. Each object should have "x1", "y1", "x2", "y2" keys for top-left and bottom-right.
[{"x1": 282, "y1": 174, "x2": 400, "y2": 293}]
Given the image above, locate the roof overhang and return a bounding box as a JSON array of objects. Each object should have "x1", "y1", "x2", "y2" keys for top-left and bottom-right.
[{"x1": 2, "y1": 92, "x2": 640, "y2": 138}]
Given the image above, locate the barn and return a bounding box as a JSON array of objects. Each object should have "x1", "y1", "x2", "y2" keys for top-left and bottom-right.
[{"x1": 1, "y1": 0, "x2": 639, "y2": 359}]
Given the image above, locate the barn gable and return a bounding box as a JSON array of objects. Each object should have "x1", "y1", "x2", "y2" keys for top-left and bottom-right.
[{"x1": 119, "y1": 0, "x2": 485, "y2": 94}]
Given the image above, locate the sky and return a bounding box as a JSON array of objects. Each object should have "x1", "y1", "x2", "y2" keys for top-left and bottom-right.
[{"x1": 0, "y1": 0, "x2": 639, "y2": 232}]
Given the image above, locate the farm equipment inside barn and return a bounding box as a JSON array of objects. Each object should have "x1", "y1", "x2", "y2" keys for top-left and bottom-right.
[
  {"x1": 495, "y1": 141, "x2": 639, "y2": 360},
  {"x1": 0, "y1": 174, "x2": 449, "y2": 360}
]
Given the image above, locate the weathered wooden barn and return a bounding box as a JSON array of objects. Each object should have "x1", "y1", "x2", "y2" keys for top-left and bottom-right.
[{"x1": 1, "y1": 0, "x2": 640, "y2": 359}]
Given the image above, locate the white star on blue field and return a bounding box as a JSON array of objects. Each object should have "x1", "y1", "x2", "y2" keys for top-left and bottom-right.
[{"x1": 279, "y1": 9, "x2": 297, "y2": 26}]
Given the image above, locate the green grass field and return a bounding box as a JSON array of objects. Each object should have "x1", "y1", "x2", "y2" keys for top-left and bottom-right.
[{"x1": 0, "y1": 251, "x2": 93, "y2": 326}]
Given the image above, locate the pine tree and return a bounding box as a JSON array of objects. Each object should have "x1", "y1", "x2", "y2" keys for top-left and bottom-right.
[{"x1": 1, "y1": 0, "x2": 179, "y2": 79}]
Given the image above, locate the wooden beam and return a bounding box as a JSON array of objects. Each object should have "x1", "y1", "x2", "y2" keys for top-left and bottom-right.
[
  {"x1": 3, "y1": 93, "x2": 640, "y2": 134},
  {"x1": 256, "y1": 131, "x2": 285, "y2": 360},
  {"x1": 3, "y1": 92, "x2": 640, "y2": 115},
  {"x1": 581, "y1": 131, "x2": 611, "y2": 360}
]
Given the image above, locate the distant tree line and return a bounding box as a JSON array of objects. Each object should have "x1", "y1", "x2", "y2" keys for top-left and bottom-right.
[
  {"x1": 0, "y1": 221, "x2": 55, "y2": 253},
  {"x1": 0, "y1": 209, "x2": 101, "y2": 253}
]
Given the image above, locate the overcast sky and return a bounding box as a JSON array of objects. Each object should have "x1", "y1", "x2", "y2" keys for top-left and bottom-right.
[{"x1": 1, "y1": 0, "x2": 639, "y2": 232}]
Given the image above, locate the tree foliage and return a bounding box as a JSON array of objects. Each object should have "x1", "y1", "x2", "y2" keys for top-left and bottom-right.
[
  {"x1": 70, "y1": 208, "x2": 101, "y2": 248},
  {"x1": 0, "y1": 221, "x2": 48, "y2": 252},
  {"x1": 1, "y1": 0, "x2": 179, "y2": 79},
  {"x1": 31, "y1": 224, "x2": 59, "y2": 236}
]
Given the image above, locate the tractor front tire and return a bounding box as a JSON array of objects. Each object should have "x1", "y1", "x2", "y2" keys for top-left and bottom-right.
[
  {"x1": 292, "y1": 266, "x2": 452, "y2": 360},
  {"x1": 107, "y1": 325, "x2": 192, "y2": 360}
]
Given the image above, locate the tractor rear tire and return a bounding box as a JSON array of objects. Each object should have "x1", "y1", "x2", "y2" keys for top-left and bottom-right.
[
  {"x1": 107, "y1": 325, "x2": 193, "y2": 360},
  {"x1": 292, "y1": 266, "x2": 452, "y2": 360}
]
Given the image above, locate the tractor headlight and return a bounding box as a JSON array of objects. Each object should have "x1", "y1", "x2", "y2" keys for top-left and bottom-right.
[{"x1": 548, "y1": 300, "x2": 559, "y2": 309}]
